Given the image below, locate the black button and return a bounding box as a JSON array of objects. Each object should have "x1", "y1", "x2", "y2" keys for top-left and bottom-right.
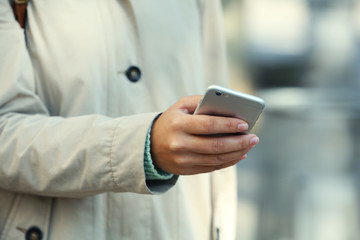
[
  {"x1": 25, "y1": 226, "x2": 43, "y2": 240},
  {"x1": 125, "y1": 66, "x2": 141, "y2": 82}
]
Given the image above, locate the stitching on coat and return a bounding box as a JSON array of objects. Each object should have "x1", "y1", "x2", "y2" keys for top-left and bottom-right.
[
  {"x1": 108, "y1": 121, "x2": 122, "y2": 190},
  {"x1": 42, "y1": 198, "x2": 53, "y2": 240}
]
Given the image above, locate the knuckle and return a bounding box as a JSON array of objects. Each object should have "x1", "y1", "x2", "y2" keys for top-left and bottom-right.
[
  {"x1": 176, "y1": 96, "x2": 187, "y2": 106},
  {"x1": 169, "y1": 140, "x2": 184, "y2": 152},
  {"x1": 173, "y1": 155, "x2": 186, "y2": 167},
  {"x1": 211, "y1": 139, "x2": 225, "y2": 153},
  {"x1": 215, "y1": 154, "x2": 226, "y2": 163},
  {"x1": 225, "y1": 119, "x2": 234, "y2": 130},
  {"x1": 238, "y1": 136, "x2": 250, "y2": 149},
  {"x1": 203, "y1": 118, "x2": 216, "y2": 132},
  {"x1": 170, "y1": 117, "x2": 183, "y2": 131}
]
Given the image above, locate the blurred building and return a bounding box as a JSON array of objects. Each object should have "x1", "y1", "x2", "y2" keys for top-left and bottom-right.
[{"x1": 222, "y1": 0, "x2": 360, "y2": 239}]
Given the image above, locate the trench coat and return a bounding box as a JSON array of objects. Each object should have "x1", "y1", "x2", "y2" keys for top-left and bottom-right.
[{"x1": 0, "y1": 0, "x2": 237, "y2": 239}]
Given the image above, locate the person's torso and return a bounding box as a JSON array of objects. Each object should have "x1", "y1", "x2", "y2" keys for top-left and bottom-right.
[
  {"x1": 1, "y1": 1, "x2": 217, "y2": 239},
  {"x1": 27, "y1": 0, "x2": 207, "y2": 117}
]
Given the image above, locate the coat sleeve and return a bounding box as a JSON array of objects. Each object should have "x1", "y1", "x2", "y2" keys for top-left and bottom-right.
[
  {"x1": 201, "y1": 0, "x2": 238, "y2": 239},
  {"x1": 0, "y1": 0, "x2": 176, "y2": 198}
]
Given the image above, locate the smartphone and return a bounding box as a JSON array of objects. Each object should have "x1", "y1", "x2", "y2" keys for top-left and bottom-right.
[{"x1": 194, "y1": 85, "x2": 265, "y2": 133}]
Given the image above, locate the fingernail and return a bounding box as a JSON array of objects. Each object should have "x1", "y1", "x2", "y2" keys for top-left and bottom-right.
[
  {"x1": 238, "y1": 123, "x2": 248, "y2": 131},
  {"x1": 250, "y1": 136, "x2": 259, "y2": 146},
  {"x1": 240, "y1": 154, "x2": 247, "y2": 160}
]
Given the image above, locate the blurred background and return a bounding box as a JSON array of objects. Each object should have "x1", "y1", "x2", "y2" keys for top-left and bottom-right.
[{"x1": 221, "y1": 0, "x2": 360, "y2": 239}]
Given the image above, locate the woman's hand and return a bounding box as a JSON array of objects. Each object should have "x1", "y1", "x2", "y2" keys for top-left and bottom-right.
[{"x1": 151, "y1": 95, "x2": 259, "y2": 175}]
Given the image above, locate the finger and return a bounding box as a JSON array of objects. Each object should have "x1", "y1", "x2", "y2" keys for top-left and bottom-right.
[
  {"x1": 178, "y1": 150, "x2": 248, "y2": 167},
  {"x1": 175, "y1": 95, "x2": 203, "y2": 114},
  {"x1": 180, "y1": 158, "x2": 243, "y2": 175},
  {"x1": 179, "y1": 134, "x2": 256, "y2": 155},
  {"x1": 182, "y1": 115, "x2": 248, "y2": 135}
]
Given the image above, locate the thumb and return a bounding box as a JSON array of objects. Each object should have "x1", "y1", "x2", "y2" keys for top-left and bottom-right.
[{"x1": 176, "y1": 95, "x2": 203, "y2": 114}]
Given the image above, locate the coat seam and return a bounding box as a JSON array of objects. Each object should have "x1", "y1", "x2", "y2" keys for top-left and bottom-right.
[
  {"x1": 42, "y1": 198, "x2": 53, "y2": 240},
  {"x1": 108, "y1": 120, "x2": 122, "y2": 191}
]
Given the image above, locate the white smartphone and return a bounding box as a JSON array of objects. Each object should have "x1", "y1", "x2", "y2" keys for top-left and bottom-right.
[{"x1": 194, "y1": 85, "x2": 265, "y2": 133}]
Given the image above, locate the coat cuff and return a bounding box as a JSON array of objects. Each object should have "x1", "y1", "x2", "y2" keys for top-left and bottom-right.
[{"x1": 110, "y1": 112, "x2": 178, "y2": 194}]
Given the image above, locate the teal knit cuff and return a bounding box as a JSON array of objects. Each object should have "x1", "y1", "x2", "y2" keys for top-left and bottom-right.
[{"x1": 144, "y1": 115, "x2": 173, "y2": 180}]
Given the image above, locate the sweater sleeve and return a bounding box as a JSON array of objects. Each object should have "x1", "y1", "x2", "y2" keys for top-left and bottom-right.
[{"x1": 143, "y1": 114, "x2": 174, "y2": 181}]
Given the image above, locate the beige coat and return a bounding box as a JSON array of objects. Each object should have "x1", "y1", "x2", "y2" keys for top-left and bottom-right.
[{"x1": 0, "y1": 0, "x2": 237, "y2": 239}]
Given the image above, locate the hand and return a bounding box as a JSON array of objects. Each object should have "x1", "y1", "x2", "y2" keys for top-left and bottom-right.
[{"x1": 150, "y1": 95, "x2": 260, "y2": 175}]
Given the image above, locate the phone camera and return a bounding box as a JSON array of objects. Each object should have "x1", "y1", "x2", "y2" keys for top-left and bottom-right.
[{"x1": 216, "y1": 91, "x2": 222, "y2": 96}]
